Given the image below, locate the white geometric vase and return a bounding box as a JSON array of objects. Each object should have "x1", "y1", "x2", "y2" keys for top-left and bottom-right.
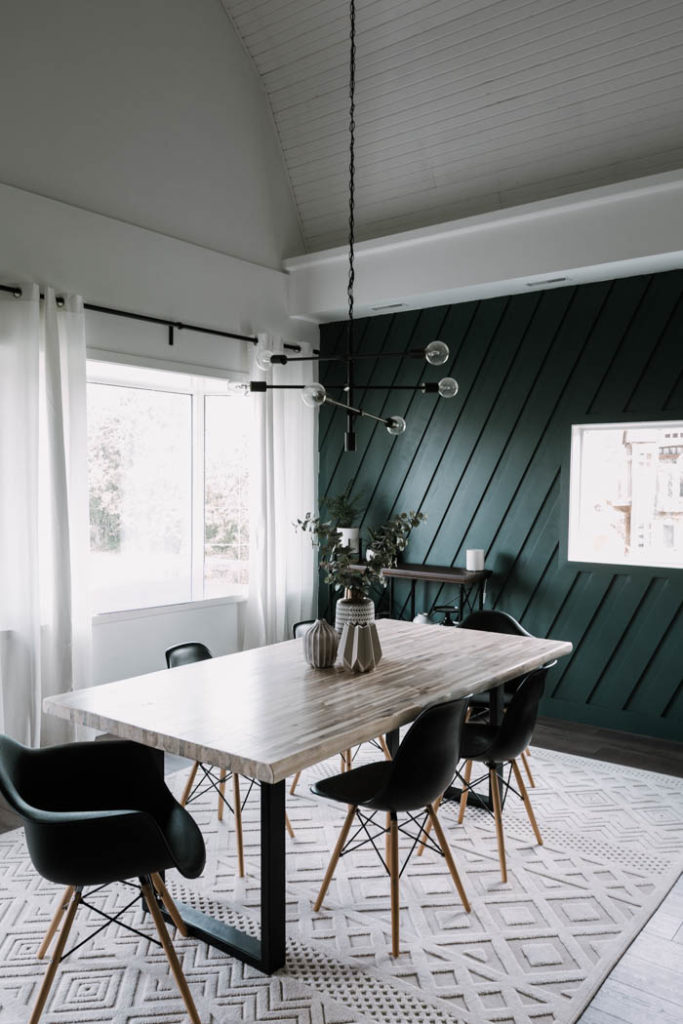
[
  {"x1": 339, "y1": 621, "x2": 383, "y2": 673},
  {"x1": 303, "y1": 618, "x2": 339, "y2": 668},
  {"x1": 334, "y1": 596, "x2": 375, "y2": 633}
]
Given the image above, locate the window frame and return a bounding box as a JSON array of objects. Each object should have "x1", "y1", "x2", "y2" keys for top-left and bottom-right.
[
  {"x1": 560, "y1": 414, "x2": 683, "y2": 578},
  {"x1": 86, "y1": 353, "x2": 250, "y2": 615}
]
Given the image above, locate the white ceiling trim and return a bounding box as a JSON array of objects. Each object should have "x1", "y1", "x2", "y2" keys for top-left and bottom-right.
[{"x1": 284, "y1": 171, "x2": 683, "y2": 322}]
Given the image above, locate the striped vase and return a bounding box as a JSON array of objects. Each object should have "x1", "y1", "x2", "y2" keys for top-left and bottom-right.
[{"x1": 303, "y1": 618, "x2": 339, "y2": 668}]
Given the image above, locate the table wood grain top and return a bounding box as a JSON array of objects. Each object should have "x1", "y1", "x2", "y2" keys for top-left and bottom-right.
[{"x1": 43, "y1": 620, "x2": 572, "y2": 784}]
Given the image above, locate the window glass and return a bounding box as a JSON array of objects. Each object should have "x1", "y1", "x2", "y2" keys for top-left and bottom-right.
[
  {"x1": 87, "y1": 362, "x2": 249, "y2": 613},
  {"x1": 204, "y1": 395, "x2": 250, "y2": 595},
  {"x1": 568, "y1": 421, "x2": 683, "y2": 569}
]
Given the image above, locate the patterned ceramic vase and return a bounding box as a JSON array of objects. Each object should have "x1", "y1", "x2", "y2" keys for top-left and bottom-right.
[
  {"x1": 334, "y1": 597, "x2": 375, "y2": 633},
  {"x1": 303, "y1": 618, "x2": 339, "y2": 668},
  {"x1": 339, "y1": 622, "x2": 383, "y2": 673}
]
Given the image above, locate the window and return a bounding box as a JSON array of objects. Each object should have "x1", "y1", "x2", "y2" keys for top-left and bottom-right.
[
  {"x1": 568, "y1": 421, "x2": 683, "y2": 569},
  {"x1": 87, "y1": 361, "x2": 249, "y2": 613}
]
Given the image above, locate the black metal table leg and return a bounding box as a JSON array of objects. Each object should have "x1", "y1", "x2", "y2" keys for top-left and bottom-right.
[
  {"x1": 259, "y1": 779, "x2": 286, "y2": 972},
  {"x1": 152, "y1": 748, "x2": 287, "y2": 974}
]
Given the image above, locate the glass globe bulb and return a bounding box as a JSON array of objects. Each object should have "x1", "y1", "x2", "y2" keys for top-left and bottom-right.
[
  {"x1": 424, "y1": 340, "x2": 449, "y2": 366},
  {"x1": 226, "y1": 381, "x2": 250, "y2": 397},
  {"x1": 386, "y1": 415, "x2": 406, "y2": 436},
  {"x1": 438, "y1": 376, "x2": 459, "y2": 398},
  {"x1": 255, "y1": 349, "x2": 274, "y2": 371},
  {"x1": 301, "y1": 383, "x2": 327, "y2": 408}
]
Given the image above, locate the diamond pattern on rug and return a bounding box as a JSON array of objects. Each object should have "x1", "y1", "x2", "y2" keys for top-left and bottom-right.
[{"x1": 0, "y1": 747, "x2": 681, "y2": 1024}]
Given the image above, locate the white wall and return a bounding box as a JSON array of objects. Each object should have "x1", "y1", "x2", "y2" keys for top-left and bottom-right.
[
  {"x1": 0, "y1": 181, "x2": 317, "y2": 349},
  {"x1": 0, "y1": 0, "x2": 303, "y2": 270}
]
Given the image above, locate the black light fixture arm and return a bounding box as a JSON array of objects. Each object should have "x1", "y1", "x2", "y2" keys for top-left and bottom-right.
[
  {"x1": 327, "y1": 393, "x2": 396, "y2": 429},
  {"x1": 268, "y1": 347, "x2": 440, "y2": 364}
]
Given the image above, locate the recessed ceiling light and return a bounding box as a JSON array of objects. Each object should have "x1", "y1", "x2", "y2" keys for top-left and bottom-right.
[{"x1": 371, "y1": 302, "x2": 407, "y2": 311}]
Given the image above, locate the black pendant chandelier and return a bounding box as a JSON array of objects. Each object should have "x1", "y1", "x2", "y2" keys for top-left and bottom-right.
[{"x1": 249, "y1": 0, "x2": 458, "y2": 451}]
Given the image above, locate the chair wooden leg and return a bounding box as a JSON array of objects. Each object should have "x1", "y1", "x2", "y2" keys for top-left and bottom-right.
[
  {"x1": 285, "y1": 812, "x2": 295, "y2": 839},
  {"x1": 29, "y1": 888, "x2": 81, "y2": 1024},
  {"x1": 379, "y1": 735, "x2": 392, "y2": 760},
  {"x1": 217, "y1": 769, "x2": 228, "y2": 821},
  {"x1": 520, "y1": 749, "x2": 535, "y2": 788},
  {"x1": 426, "y1": 805, "x2": 471, "y2": 913},
  {"x1": 36, "y1": 886, "x2": 74, "y2": 959},
  {"x1": 489, "y1": 767, "x2": 507, "y2": 883},
  {"x1": 232, "y1": 773, "x2": 245, "y2": 878},
  {"x1": 141, "y1": 878, "x2": 201, "y2": 1024},
  {"x1": 389, "y1": 814, "x2": 400, "y2": 957},
  {"x1": 457, "y1": 760, "x2": 473, "y2": 824},
  {"x1": 289, "y1": 770, "x2": 302, "y2": 795},
  {"x1": 385, "y1": 812, "x2": 392, "y2": 865},
  {"x1": 180, "y1": 761, "x2": 200, "y2": 806},
  {"x1": 314, "y1": 805, "x2": 356, "y2": 912},
  {"x1": 151, "y1": 873, "x2": 188, "y2": 937},
  {"x1": 417, "y1": 792, "x2": 443, "y2": 856},
  {"x1": 511, "y1": 759, "x2": 543, "y2": 845}
]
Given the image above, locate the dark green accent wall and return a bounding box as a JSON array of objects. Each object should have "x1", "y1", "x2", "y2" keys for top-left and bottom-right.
[{"x1": 318, "y1": 270, "x2": 683, "y2": 742}]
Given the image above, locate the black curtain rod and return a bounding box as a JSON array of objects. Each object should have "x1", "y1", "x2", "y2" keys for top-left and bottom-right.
[{"x1": 0, "y1": 283, "x2": 303, "y2": 352}]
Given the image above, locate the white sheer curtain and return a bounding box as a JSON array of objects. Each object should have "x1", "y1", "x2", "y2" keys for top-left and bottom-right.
[
  {"x1": 0, "y1": 286, "x2": 91, "y2": 745},
  {"x1": 244, "y1": 334, "x2": 318, "y2": 647}
]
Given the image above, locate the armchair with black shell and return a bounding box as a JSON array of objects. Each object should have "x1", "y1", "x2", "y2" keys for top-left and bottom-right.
[{"x1": 0, "y1": 734, "x2": 205, "y2": 1024}]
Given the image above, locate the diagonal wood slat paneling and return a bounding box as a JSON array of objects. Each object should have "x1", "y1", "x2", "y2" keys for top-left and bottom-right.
[{"x1": 318, "y1": 269, "x2": 683, "y2": 741}]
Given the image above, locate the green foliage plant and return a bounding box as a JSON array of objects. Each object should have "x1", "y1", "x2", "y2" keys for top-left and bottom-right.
[
  {"x1": 295, "y1": 509, "x2": 426, "y2": 602},
  {"x1": 320, "y1": 482, "x2": 364, "y2": 527}
]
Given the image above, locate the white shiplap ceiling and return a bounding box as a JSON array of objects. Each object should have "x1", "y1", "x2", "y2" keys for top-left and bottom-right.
[{"x1": 220, "y1": 0, "x2": 683, "y2": 255}]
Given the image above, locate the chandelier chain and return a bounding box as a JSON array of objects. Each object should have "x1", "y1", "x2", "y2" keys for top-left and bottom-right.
[{"x1": 347, "y1": 0, "x2": 356, "y2": 334}]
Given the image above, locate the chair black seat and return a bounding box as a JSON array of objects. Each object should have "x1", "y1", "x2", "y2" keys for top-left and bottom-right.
[
  {"x1": 312, "y1": 760, "x2": 392, "y2": 809},
  {"x1": 0, "y1": 736, "x2": 206, "y2": 887},
  {"x1": 461, "y1": 668, "x2": 547, "y2": 767},
  {"x1": 459, "y1": 723, "x2": 499, "y2": 760}
]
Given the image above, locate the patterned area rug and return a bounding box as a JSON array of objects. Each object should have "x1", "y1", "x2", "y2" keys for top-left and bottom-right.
[{"x1": 0, "y1": 746, "x2": 681, "y2": 1024}]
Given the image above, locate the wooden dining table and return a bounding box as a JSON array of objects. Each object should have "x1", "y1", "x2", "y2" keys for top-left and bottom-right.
[{"x1": 43, "y1": 618, "x2": 572, "y2": 974}]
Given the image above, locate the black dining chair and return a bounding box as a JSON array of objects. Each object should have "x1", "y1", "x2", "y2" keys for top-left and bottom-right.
[
  {"x1": 311, "y1": 697, "x2": 472, "y2": 957},
  {"x1": 0, "y1": 734, "x2": 205, "y2": 1024},
  {"x1": 166, "y1": 641, "x2": 295, "y2": 869},
  {"x1": 458, "y1": 609, "x2": 537, "y2": 786},
  {"x1": 292, "y1": 619, "x2": 315, "y2": 639},
  {"x1": 457, "y1": 666, "x2": 550, "y2": 883}
]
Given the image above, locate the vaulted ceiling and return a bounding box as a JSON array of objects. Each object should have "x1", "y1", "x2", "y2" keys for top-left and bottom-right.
[{"x1": 221, "y1": 0, "x2": 683, "y2": 254}]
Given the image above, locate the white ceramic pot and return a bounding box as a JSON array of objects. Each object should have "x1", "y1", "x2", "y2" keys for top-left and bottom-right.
[
  {"x1": 334, "y1": 596, "x2": 375, "y2": 633},
  {"x1": 339, "y1": 621, "x2": 383, "y2": 673},
  {"x1": 337, "y1": 527, "x2": 360, "y2": 555}
]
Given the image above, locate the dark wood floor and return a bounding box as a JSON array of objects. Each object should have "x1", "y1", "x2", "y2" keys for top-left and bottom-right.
[{"x1": 534, "y1": 716, "x2": 683, "y2": 777}]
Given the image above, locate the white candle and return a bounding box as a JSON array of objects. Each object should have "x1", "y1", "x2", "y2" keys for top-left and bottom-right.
[{"x1": 466, "y1": 548, "x2": 485, "y2": 571}]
